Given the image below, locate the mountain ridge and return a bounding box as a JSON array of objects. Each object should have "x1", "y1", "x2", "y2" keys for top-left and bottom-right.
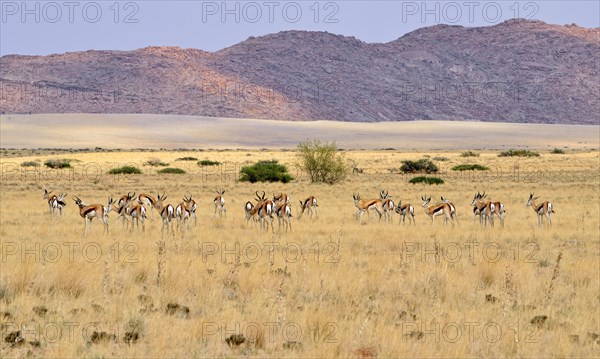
[{"x1": 1, "y1": 19, "x2": 598, "y2": 124}]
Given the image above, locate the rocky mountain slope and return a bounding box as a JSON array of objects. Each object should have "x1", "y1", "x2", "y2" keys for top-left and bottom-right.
[{"x1": 1, "y1": 19, "x2": 598, "y2": 124}]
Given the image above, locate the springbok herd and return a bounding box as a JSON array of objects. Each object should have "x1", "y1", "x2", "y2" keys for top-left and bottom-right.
[{"x1": 43, "y1": 188, "x2": 555, "y2": 236}]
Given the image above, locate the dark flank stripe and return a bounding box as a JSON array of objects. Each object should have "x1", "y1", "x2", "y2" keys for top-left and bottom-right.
[
  {"x1": 433, "y1": 206, "x2": 445, "y2": 214},
  {"x1": 366, "y1": 200, "x2": 380, "y2": 207},
  {"x1": 536, "y1": 204, "x2": 545, "y2": 213},
  {"x1": 83, "y1": 207, "x2": 97, "y2": 216}
]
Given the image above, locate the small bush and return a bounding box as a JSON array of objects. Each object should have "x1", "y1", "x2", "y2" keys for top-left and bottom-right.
[
  {"x1": 145, "y1": 157, "x2": 169, "y2": 166},
  {"x1": 198, "y1": 160, "x2": 221, "y2": 166},
  {"x1": 498, "y1": 149, "x2": 540, "y2": 157},
  {"x1": 409, "y1": 176, "x2": 445, "y2": 185},
  {"x1": 461, "y1": 151, "x2": 480, "y2": 157},
  {"x1": 240, "y1": 160, "x2": 293, "y2": 183},
  {"x1": 400, "y1": 159, "x2": 438, "y2": 174},
  {"x1": 432, "y1": 157, "x2": 449, "y2": 162},
  {"x1": 452, "y1": 164, "x2": 490, "y2": 171},
  {"x1": 44, "y1": 158, "x2": 71, "y2": 169},
  {"x1": 550, "y1": 148, "x2": 565, "y2": 154},
  {"x1": 21, "y1": 161, "x2": 40, "y2": 167},
  {"x1": 157, "y1": 167, "x2": 186, "y2": 174},
  {"x1": 297, "y1": 140, "x2": 350, "y2": 184},
  {"x1": 176, "y1": 156, "x2": 198, "y2": 161},
  {"x1": 108, "y1": 166, "x2": 142, "y2": 174}
]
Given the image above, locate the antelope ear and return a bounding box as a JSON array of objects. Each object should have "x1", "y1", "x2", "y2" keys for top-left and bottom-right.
[{"x1": 534, "y1": 196, "x2": 539, "y2": 200}]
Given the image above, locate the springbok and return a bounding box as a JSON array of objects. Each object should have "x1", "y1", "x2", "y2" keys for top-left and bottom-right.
[
  {"x1": 298, "y1": 196, "x2": 318, "y2": 219},
  {"x1": 112, "y1": 192, "x2": 135, "y2": 227},
  {"x1": 352, "y1": 193, "x2": 383, "y2": 224},
  {"x1": 526, "y1": 193, "x2": 554, "y2": 226},
  {"x1": 138, "y1": 193, "x2": 157, "y2": 217},
  {"x1": 44, "y1": 190, "x2": 66, "y2": 218},
  {"x1": 244, "y1": 201, "x2": 257, "y2": 224},
  {"x1": 273, "y1": 193, "x2": 292, "y2": 232},
  {"x1": 176, "y1": 196, "x2": 193, "y2": 230},
  {"x1": 154, "y1": 193, "x2": 175, "y2": 235},
  {"x1": 395, "y1": 200, "x2": 415, "y2": 225},
  {"x1": 421, "y1": 195, "x2": 455, "y2": 226},
  {"x1": 73, "y1": 196, "x2": 112, "y2": 235},
  {"x1": 213, "y1": 190, "x2": 226, "y2": 218},
  {"x1": 441, "y1": 196, "x2": 459, "y2": 225},
  {"x1": 470, "y1": 191, "x2": 488, "y2": 226},
  {"x1": 185, "y1": 195, "x2": 198, "y2": 226},
  {"x1": 380, "y1": 190, "x2": 396, "y2": 223},
  {"x1": 255, "y1": 191, "x2": 274, "y2": 232},
  {"x1": 128, "y1": 202, "x2": 147, "y2": 232},
  {"x1": 471, "y1": 191, "x2": 506, "y2": 227}
]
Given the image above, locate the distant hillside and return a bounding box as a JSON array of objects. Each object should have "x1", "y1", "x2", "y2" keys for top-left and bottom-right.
[{"x1": 1, "y1": 19, "x2": 598, "y2": 124}]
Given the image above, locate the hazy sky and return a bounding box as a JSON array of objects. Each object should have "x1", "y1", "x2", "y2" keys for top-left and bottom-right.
[{"x1": 1, "y1": 1, "x2": 598, "y2": 56}]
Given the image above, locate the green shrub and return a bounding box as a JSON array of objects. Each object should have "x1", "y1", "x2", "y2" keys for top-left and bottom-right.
[
  {"x1": 176, "y1": 156, "x2": 198, "y2": 161},
  {"x1": 44, "y1": 158, "x2": 72, "y2": 169},
  {"x1": 452, "y1": 164, "x2": 490, "y2": 171},
  {"x1": 297, "y1": 140, "x2": 350, "y2": 184},
  {"x1": 145, "y1": 157, "x2": 169, "y2": 166},
  {"x1": 460, "y1": 151, "x2": 480, "y2": 157},
  {"x1": 157, "y1": 167, "x2": 186, "y2": 174},
  {"x1": 400, "y1": 159, "x2": 438, "y2": 174},
  {"x1": 409, "y1": 176, "x2": 445, "y2": 185},
  {"x1": 550, "y1": 148, "x2": 565, "y2": 154},
  {"x1": 240, "y1": 160, "x2": 293, "y2": 183},
  {"x1": 108, "y1": 166, "x2": 142, "y2": 174},
  {"x1": 498, "y1": 149, "x2": 540, "y2": 157},
  {"x1": 432, "y1": 157, "x2": 450, "y2": 162},
  {"x1": 198, "y1": 160, "x2": 221, "y2": 166},
  {"x1": 21, "y1": 161, "x2": 40, "y2": 167}
]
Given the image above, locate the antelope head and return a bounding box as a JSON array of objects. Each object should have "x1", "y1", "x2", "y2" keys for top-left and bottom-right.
[
  {"x1": 421, "y1": 195, "x2": 431, "y2": 207},
  {"x1": 526, "y1": 193, "x2": 539, "y2": 207}
]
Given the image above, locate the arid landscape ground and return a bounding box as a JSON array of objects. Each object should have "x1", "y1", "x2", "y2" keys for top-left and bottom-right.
[
  {"x1": 1, "y1": 144, "x2": 598, "y2": 357},
  {"x1": 1, "y1": 114, "x2": 599, "y2": 150}
]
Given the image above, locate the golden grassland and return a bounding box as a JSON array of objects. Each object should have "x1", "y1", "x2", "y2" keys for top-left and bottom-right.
[{"x1": 0, "y1": 149, "x2": 599, "y2": 358}]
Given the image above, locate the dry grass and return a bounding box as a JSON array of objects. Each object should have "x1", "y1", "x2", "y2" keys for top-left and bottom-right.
[{"x1": 0, "y1": 149, "x2": 599, "y2": 358}]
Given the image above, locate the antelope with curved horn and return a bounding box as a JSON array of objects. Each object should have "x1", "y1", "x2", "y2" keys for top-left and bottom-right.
[
  {"x1": 298, "y1": 196, "x2": 318, "y2": 219},
  {"x1": 213, "y1": 189, "x2": 226, "y2": 218},
  {"x1": 112, "y1": 192, "x2": 135, "y2": 228},
  {"x1": 380, "y1": 190, "x2": 395, "y2": 223},
  {"x1": 470, "y1": 191, "x2": 488, "y2": 226},
  {"x1": 255, "y1": 191, "x2": 274, "y2": 232},
  {"x1": 176, "y1": 195, "x2": 193, "y2": 230},
  {"x1": 186, "y1": 194, "x2": 198, "y2": 226},
  {"x1": 352, "y1": 193, "x2": 383, "y2": 224},
  {"x1": 128, "y1": 201, "x2": 147, "y2": 232},
  {"x1": 154, "y1": 193, "x2": 175, "y2": 236},
  {"x1": 395, "y1": 200, "x2": 415, "y2": 225},
  {"x1": 44, "y1": 189, "x2": 67, "y2": 218},
  {"x1": 137, "y1": 193, "x2": 157, "y2": 217},
  {"x1": 421, "y1": 195, "x2": 454, "y2": 226},
  {"x1": 526, "y1": 193, "x2": 554, "y2": 226},
  {"x1": 274, "y1": 193, "x2": 292, "y2": 233},
  {"x1": 441, "y1": 196, "x2": 459, "y2": 225},
  {"x1": 73, "y1": 196, "x2": 112, "y2": 235}
]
